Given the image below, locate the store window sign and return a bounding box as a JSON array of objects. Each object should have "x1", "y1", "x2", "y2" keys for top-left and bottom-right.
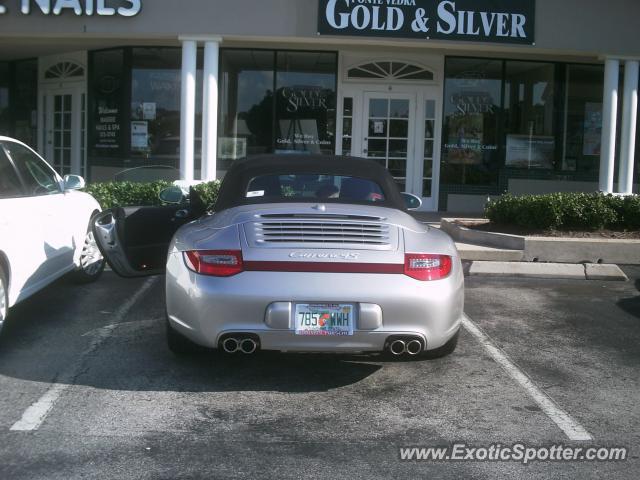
[
  {"x1": 276, "y1": 86, "x2": 334, "y2": 153},
  {"x1": 318, "y1": 0, "x2": 536, "y2": 45},
  {"x1": 0, "y1": 0, "x2": 142, "y2": 16},
  {"x1": 282, "y1": 87, "x2": 329, "y2": 113}
]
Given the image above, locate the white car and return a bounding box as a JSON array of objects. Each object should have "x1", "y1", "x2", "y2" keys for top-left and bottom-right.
[{"x1": 0, "y1": 136, "x2": 105, "y2": 332}]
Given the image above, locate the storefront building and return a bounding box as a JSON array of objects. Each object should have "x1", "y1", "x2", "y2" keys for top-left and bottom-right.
[{"x1": 0, "y1": 0, "x2": 638, "y2": 212}]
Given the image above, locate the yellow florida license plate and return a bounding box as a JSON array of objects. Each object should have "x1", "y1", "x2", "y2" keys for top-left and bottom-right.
[{"x1": 294, "y1": 304, "x2": 354, "y2": 336}]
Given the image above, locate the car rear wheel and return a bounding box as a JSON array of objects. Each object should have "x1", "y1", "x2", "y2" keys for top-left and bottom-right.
[
  {"x1": 72, "y1": 221, "x2": 106, "y2": 284},
  {"x1": 0, "y1": 265, "x2": 8, "y2": 334},
  {"x1": 166, "y1": 318, "x2": 200, "y2": 355},
  {"x1": 423, "y1": 330, "x2": 459, "y2": 359}
]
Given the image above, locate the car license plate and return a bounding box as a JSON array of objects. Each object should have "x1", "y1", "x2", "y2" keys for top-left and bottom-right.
[{"x1": 295, "y1": 304, "x2": 354, "y2": 336}]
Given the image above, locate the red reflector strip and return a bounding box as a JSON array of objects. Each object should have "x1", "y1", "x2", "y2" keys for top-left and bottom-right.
[{"x1": 243, "y1": 261, "x2": 404, "y2": 275}]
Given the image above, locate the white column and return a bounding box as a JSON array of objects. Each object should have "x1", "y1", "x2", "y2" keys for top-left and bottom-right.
[
  {"x1": 599, "y1": 59, "x2": 620, "y2": 193},
  {"x1": 619, "y1": 60, "x2": 639, "y2": 195},
  {"x1": 180, "y1": 40, "x2": 197, "y2": 181},
  {"x1": 202, "y1": 39, "x2": 220, "y2": 181}
]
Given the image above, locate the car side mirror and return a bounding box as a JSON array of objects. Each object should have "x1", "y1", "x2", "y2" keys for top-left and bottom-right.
[
  {"x1": 401, "y1": 193, "x2": 422, "y2": 211},
  {"x1": 64, "y1": 175, "x2": 86, "y2": 191},
  {"x1": 159, "y1": 186, "x2": 186, "y2": 205}
]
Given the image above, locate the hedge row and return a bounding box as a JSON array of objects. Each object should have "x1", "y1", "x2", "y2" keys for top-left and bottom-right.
[
  {"x1": 85, "y1": 180, "x2": 221, "y2": 210},
  {"x1": 485, "y1": 193, "x2": 640, "y2": 231}
]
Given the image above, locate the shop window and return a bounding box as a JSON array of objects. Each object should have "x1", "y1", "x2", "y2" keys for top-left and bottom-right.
[
  {"x1": 348, "y1": 61, "x2": 434, "y2": 81},
  {"x1": 503, "y1": 62, "x2": 557, "y2": 170},
  {"x1": 441, "y1": 56, "x2": 608, "y2": 206},
  {"x1": 12, "y1": 60, "x2": 38, "y2": 146},
  {"x1": 218, "y1": 49, "x2": 338, "y2": 173},
  {"x1": 130, "y1": 47, "x2": 202, "y2": 176},
  {"x1": 441, "y1": 58, "x2": 503, "y2": 187},
  {"x1": 90, "y1": 49, "x2": 126, "y2": 162},
  {"x1": 0, "y1": 60, "x2": 38, "y2": 146},
  {"x1": 89, "y1": 48, "x2": 204, "y2": 181},
  {"x1": 275, "y1": 51, "x2": 336, "y2": 155},
  {"x1": 219, "y1": 49, "x2": 275, "y2": 171},
  {"x1": 563, "y1": 64, "x2": 604, "y2": 176}
]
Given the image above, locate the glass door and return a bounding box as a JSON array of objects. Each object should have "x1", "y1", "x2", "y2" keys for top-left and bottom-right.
[
  {"x1": 362, "y1": 92, "x2": 416, "y2": 193},
  {"x1": 43, "y1": 86, "x2": 85, "y2": 177}
]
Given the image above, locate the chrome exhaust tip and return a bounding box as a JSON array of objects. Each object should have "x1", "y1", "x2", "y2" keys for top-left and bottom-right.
[
  {"x1": 406, "y1": 339, "x2": 423, "y2": 356},
  {"x1": 389, "y1": 340, "x2": 406, "y2": 356},
  {"x1": 222, "y1": 337, "x2": 239, "y2": 354},
  {"x1": 240, "y1": 338, "x2": 258, "y2": 354}
]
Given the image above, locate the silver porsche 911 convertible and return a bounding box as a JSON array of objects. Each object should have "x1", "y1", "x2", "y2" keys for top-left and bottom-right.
[{"x1": 93, "y1": 156, "x2": 464, "y2": 359}]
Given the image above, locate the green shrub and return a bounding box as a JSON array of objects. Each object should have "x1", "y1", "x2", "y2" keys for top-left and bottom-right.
[
  {"x1": 192, "y1": 180, "x2": 221, "y2": 208},
  {"x1": 615, "y1": 195, "x2": 640, "y2": 229},
  {"x1": 485, "y1": 192, "x2": 639, "y2": 231},
  {"x1": 85, "y1": 180, "x2": 221, "y2": 210}
]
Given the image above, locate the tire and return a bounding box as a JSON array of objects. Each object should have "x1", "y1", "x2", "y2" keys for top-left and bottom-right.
[
  {"x1": 423, "y1": 330, "x2": 459, "y2": 359},
  {"x1": 71, "y1": 218, "x2": 106, "y2": 284},
  {"x1": 166, "y1": 318, "x2": 200, "y2": 355},
  {"x1": 0, "y1": 265, "x2": 8, "y2": 334}
]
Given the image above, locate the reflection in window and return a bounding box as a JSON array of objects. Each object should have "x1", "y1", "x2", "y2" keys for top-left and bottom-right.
[
  {"x1": 219, "y1": 49, "x2": 275, "y2": 173},
  {"x1": 0, "y1": 61, "x2": 38, "y2": 146},
  {"x1": 563, "y1": 64, "x2": 604, "y2": 175},
  {"x1": 130, "y1": 48, "x2": 202, "y2": 175},
  {"x1": 441, "y1": 58, "x2": 502, "y2": 186},
  {"x1": 13, "y1": 60, "x2": 38, "y2": 147},
  {"x1": 504, "y1": 62, "x2": 557, "y2": 170}
]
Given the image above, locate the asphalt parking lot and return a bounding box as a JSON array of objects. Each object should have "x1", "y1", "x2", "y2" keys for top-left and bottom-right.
[{"x1": 0, "y1": 268, "x2": 639, "y2": 479}]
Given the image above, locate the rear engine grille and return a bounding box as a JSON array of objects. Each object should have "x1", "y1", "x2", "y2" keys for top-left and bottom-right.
[{"x1": 245, "y1": 219, "x2": 397, "y2": 250}]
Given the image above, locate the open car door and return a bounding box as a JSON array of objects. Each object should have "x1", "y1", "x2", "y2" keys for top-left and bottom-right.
[{"x1": 92, "y1": 187, "x2": 207, "y2": 277}]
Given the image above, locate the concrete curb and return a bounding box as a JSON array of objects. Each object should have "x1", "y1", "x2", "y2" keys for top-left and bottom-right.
[
  {"x1": 457, "y1": 243, "x2": 525, "y2": 262},
  {"x1": 444, "y1": 218, "x2": 640, "y2": 265},
  {"x1": 464, "y1": 261, "x2": 629, "y2": 281},
  {"x1": 442, "y1": 218, "x2": 524, "y2": 250}
]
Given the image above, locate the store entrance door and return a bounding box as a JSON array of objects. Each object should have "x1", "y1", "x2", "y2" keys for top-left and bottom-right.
[
  {"x1": 362, "y1": 92, "x2": 416, "y2": 194},
  {"x1": 42, "y1": 86, "x2": 86, "y2": 177},
  {"x1": 340, "y1": 85, "x2": 441, "y2": 211}
]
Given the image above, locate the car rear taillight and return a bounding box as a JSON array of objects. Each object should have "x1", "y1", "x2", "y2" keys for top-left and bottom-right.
[
  {"x1": 184, "y1": 250, "x2": 243, "y2": 277},
  {"x1": 404, "y1": 254, "x2": 452, "y2": 281}
]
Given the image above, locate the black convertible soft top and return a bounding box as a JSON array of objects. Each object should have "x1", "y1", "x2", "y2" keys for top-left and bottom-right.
[{"x1": 213, "y1": 155, "x2": 407, "y2": 212}]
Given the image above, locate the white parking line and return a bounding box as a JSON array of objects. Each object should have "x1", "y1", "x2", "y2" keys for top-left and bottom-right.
[
  {"x1": 462, "y1": 315, "x2": 594, "y2": 442},
  {"x1": 10, "y1": 277, "x2": 157, "y2": 432}
]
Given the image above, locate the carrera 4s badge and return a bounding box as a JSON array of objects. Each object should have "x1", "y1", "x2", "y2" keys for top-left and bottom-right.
[{"x1": 289, "y1": 252, "x2": 361, "y2": 260}]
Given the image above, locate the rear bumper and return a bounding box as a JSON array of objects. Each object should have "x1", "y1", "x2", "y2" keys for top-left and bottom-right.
[{"x1": 166, "y1": 252, "x2": 464, "y2": 353}]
